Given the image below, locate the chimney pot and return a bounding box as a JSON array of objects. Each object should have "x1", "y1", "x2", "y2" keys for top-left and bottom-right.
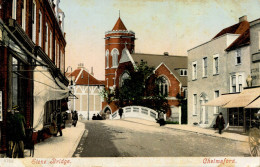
[{"x1": 239, "y1": 15, "x2": 247, "y2": 23}]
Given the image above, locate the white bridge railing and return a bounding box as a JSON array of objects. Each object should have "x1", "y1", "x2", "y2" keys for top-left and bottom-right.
[{"x1": 111, "y1": 106, "x2": 158, "y2": 122}]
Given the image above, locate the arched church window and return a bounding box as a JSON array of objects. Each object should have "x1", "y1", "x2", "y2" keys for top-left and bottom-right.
[
  {"x1": 158, "y1": 76, "x2": 169, "y2": 96},
  {"x1": 111, "y1": 48, "x2": 119, "y2": 67},
  {"x1": 120, "y1": 71, "x2": 130, "y2": 87},
  {"x1": 106, "y1": 49, "x2": 109, "y2": 68}
]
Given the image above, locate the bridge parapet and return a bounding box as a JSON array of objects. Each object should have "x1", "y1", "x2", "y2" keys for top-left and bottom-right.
[{"x1": 112, "y1": 106, "x2": 158, "y2": 122}]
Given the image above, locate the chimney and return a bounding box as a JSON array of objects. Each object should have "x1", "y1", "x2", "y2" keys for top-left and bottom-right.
[
  {"x1": 78, "y1": 63, "x2": 84, "y2": 69},
  {"x1": 239, "y1": 15, "x2": 247, "y2": 23},
  {"x1": 91, "y1": 67, "x2": 94, "y2": 76},
  {"x1": 164, "y1": 52, "x2": 169, "y2": 56}
]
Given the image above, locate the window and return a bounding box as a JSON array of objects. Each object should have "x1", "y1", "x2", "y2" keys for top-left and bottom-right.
[
  {"x1": 22, "y1": 0, "x2": 26, "y2": 30},
  {"x1": 12, "y1": 0, "x2": 17, "y2": 20},
  {"x1": 192, "y1": 62, "x2": 197, "y2": 80},
  {"x1": 231, "y1": 75, "x2": 236, "y2": 93},
  {"x1": 39, "y1": 11, "x2": 42, "y2": 47},
  {"x1": 236, "y1": 49, "x2": 241, "y2": 65},
  {"x1": 12, "y1": 58, "x2": 18, "y2": 106},
  {"x1": 214, "y1": 90, "x2": 219, "y2": 114},
  {"x1": 193, "y1": 94, "x2": 197, "y2": 115},
  {"x1": 120, "y1": 72, "x2": 130, "y2": 87},
  {"x1": 230, "y1": 74, "x2": 243, "y2": 93},
  {"x1": 56, "y1": 43, "x2": 60, "y2": 68},
  {"x1": 32, "y1": 1, "x2": 36, "y2": 43},
  {"x1": 258, "y1": 31, "x2": 260, "y2": 50},
  {"x1": 180, "y1": 69, "x2": 187, "y2": 76},
  {"x1": 238, "y1": 75, "x2": 243, "y2": 92},
  {"x1": 50, "y1": 31, "x2": 52, "y2": 60},
  {"x1": 158, "y1": 76, "x2": 168, "y2": 96},
  {"x1": 45, "y1": 23, "x2": 48, "y2": 54},
  {"x1": 105, "y1": 49, "x2": 109, "y2": 68},
  {"x1": 213, "y1": 55, "x2": 219, "y2": 75},
  {"x1": 111, "y1": 48, "x2": 119, "y2": 67},
  {"x1": 203, "y1": 57, "x2": 207, "y2": 77}
]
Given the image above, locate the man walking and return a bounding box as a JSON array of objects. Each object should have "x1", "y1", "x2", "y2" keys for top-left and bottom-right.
[
  {"x1": 56, "y1": 110, "x2": 63, "y2": 136},
  {"x1": 216, "y1": 112, "x2": 225, "y2": 134}
]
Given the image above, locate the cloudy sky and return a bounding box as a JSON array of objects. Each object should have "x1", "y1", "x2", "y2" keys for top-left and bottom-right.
[{"x1": 60, "y1": 0, "x2": 260, "y2": 80}]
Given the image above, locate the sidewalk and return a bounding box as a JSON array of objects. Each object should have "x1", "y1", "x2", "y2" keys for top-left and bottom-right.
[
  {"x1": 25, "y1": 121, "x2": 85, "y2": 158},
  {"x1": 124, "y1": 118, "x2": 248, "y2": 143}
]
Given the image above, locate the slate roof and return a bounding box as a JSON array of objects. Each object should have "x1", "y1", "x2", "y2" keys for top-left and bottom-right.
[
  {"x1": 112, "y1": 17, "x2": 127, "y2": 31},
  {"x1": 212, "y1": 20, "x2": 250, "y2": 51},
  {"x1": 131, "y1": 53, "x2": 188, "y2": 86},
  {"x1": 67, "y1": 68, "x2": 104, "y2": 86}
]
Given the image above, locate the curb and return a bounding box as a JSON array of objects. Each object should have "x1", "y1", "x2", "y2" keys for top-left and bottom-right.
[
  {"x1": 66, "y1": 122, "x2": 86, "y2": 157},
  {"x1": 123, "y1": 119, "x2": 248, "y2": 143}
]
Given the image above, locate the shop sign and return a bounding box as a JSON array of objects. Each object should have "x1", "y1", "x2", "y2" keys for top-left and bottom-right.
[{"x1": 0, "y1": 91, "x2": 2, "y2": 121}]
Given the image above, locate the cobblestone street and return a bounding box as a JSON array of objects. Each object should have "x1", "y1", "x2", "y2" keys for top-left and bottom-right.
[{"x1": 73, "y1": 119, "x2": 250, "y2": 157}]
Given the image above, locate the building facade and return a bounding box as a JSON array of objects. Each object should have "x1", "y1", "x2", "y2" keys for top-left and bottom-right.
[
  {"x1": 0, "y1": 0, "x2": 68, "y2": 153},
  {"x1": 187, "y1": 16, "x2": 259, "y2": 129},
  {"x1": 102, "y1": 17, "x2": 187, "y2": 122},
  {"x1": 67, "y1": 64, "x2": 105, "y2": 120}
]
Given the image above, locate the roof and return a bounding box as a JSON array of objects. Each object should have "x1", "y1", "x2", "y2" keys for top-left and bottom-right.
[
  {"x1": 212, "y1": 20, "x2": 250, "y2": 51},
  {"x1": 112, "y1": 17, "x2": 127, "y2": 31},
  {"x1": 131, "y1": 53, "x2": 188, "y2": 86},
  {"x1": 67, "y1": 68, "x2": 104, "y2": 86}
]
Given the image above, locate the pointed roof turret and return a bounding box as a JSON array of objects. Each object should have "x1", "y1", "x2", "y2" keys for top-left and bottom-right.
[{"x1": 112, "y1": 17, "x2": 127, "y2": 31}]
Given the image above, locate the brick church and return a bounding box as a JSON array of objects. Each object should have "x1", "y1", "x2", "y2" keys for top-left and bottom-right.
[{"x1": 102, "y1": 17, "x2": 188, "y2": 122}]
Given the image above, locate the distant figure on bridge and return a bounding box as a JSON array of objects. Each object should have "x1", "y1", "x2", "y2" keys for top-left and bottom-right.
[
  {"x1": 92, "y1": 114, "x2": 97, "y2": 120},
  {"x1": 158, "y1": 111, "x2": 165, "y2": 126},
  {"x1": 119, "y1": 108, "x2": 123, "y2": 119}
]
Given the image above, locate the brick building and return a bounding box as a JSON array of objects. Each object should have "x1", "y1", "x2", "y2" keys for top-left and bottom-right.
[
  {"x1": 0, "y1": 0, "x2": 68, "y2": 153},
  {"x1": 102, "y1": 17, "x2": 187, "y2": 122}
]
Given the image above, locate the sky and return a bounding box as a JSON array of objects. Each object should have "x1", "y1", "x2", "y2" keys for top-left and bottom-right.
[{"x1": 60, "y1": 0, "x2": 260, "y2": 80}]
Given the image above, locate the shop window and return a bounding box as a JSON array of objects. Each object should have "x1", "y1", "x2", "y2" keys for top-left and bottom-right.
[{"x1": 12, "y1": 58, "x2": 18, "y2": 106}]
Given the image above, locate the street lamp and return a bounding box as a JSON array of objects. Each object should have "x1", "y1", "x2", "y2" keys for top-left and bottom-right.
[{"x1": 88, "y1": 70, "x2": 90, "y2": 120}]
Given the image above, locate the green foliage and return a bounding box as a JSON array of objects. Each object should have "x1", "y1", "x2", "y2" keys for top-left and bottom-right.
[{"x1": 113, "y1": 60, "x2": 170, "y2": 113}]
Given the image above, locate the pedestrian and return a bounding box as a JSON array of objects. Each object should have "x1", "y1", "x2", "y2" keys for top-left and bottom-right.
[
  {"x1": 118, "y1": 108, "x2": 123, "y2": 119},
  {"x1": 96, "y1": 113, "x2": 102, "y2": 120},
  {"x1": 158, "y1": 111, "x2": 165, "y2": 126},
  {"x1": 92, "y1": 114, "x2": 97, "y2": 120},
  {"x1": 72, "y1": 110, "x2": 78, "y2": 127},
  {"x1": 56, "y1": 110, "x2": 63, "y2": 136},
  {"x1": 7, "y1": 105, "x2": 26, "y2": 158},
  {"x1": 216, "y1": 112, "x2": 225, "y2": 134}
]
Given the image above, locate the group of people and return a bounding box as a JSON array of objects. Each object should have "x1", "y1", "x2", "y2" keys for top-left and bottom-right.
[{"x1": 92, "y1": 114, "x2": 102, "y2": 120}]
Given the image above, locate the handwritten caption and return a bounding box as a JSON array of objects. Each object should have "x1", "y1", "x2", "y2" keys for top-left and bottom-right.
[{"x1": 32, "y1": 158, "x2": 71, "y2": 165}]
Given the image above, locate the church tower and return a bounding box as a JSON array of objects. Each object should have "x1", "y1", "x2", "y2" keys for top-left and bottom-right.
[{"x1": 104, "y1": 17, "x2": 135, "y2": 90}]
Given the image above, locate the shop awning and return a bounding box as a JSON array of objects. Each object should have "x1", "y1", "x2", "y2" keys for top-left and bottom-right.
[
  {"x1": 204, "y1": 93, "x2": 239, "y2": 107},
  {"x1": 33, "y1": 66, "x2": 69, "y2": 130},
  {"x1": 223, "y1": 87, "x2": 260, "y2": 108},
  {"x1": 245, "y1": 97, "x2": 260, "y2": 108}
]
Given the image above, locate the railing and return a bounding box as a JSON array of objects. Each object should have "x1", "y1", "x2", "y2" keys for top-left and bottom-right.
[{"x1": 111, "y1": 106, "x2": 158, "y2": 122}]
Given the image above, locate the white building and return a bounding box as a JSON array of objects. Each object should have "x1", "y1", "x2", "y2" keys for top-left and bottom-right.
[
  {"x1": 187, "y1": 16, "x2": 253, "y2": 128},
  {"x1": 67, "y1": 64, "x2": 105, "y2": 119}
]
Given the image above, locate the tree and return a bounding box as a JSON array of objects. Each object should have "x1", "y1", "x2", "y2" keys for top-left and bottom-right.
[{"x1": 112, "y1": 60, "x2": 170, "y2": 113}]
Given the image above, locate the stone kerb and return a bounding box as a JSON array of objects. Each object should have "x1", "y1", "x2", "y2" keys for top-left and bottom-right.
[{"x1": 111, "y1": 106, "x2": 158, "y2": 122}]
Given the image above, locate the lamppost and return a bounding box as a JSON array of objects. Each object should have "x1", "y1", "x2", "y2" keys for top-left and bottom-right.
[{"x1": 88, "y1": 70, "x2": 90, "y2": 120}]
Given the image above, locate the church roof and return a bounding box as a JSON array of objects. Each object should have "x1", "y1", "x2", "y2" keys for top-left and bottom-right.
[
  {"x1": 67, "y1": 68, "x2": 105, "y2": 86},
  {"x1": 112, "y1": 17, "x2": 127, "y2": 31},
  {"x1": 131, "y1": 53, "x2": 188, "y2": 86}
]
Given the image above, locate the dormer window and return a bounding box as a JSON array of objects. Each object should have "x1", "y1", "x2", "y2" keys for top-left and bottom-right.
[{"x1": 180, "y1": 69, "x2": 187, "y2": 76}]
